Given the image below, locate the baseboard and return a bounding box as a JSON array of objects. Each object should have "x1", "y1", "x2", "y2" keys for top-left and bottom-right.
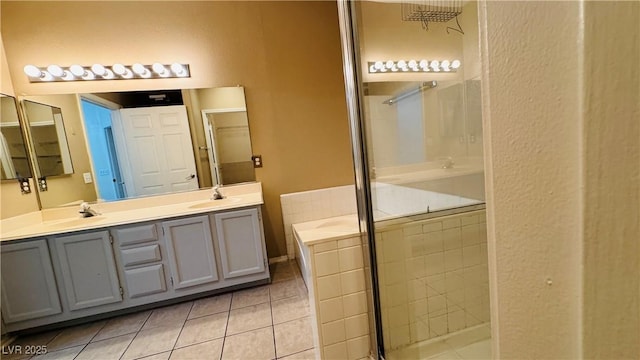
[{"x1": 268, "y1": 255, "x2": 289, "y2": 264}]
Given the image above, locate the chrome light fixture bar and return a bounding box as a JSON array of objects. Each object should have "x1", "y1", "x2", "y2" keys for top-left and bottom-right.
[
  {"x1": 368, "y1": 59, "x2": 461, "y2": 73},
  {"x1": 23, "y1": 63, "x2": 191, "y2": 82}
]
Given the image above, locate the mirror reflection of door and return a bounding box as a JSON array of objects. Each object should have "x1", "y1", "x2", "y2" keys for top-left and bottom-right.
[
  {"x1": 80, "y1": 99, "x2": 126, "y2": 201},
  {"x1": 202, "y1": 109, "x2": 255, "y2": 186},
  {"x1": 116, "y1": 105, "x2": 199, "y2": 197},
  {"x1": 0, "y1": 95, "x2": 32, "y2": 180}
]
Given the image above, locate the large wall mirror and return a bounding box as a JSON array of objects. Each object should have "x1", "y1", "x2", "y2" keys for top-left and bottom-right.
[
  {"x1": 22, "y1": 100, "x2": 74, "y2": 178},
  {"x1": 0, "y1": 94, "x2": 33, "y2": 180},
  {"x1": 22, "y1": 86, "x2": 255, "y2": 209}
]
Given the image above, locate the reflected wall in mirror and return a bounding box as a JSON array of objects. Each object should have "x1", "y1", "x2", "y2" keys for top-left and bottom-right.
[
  {"x1": 26, "y1": 86, "x2": 255, "y2": 209},
  {"x1": 22, "y1": 100, "x2": 74, "y2": 177},
  {"x1": 363, "y1": 80, "x2": 483, "y2": 171},
  {"x1": 0, "y1": 94, "x2": 33, "y2": 180}
]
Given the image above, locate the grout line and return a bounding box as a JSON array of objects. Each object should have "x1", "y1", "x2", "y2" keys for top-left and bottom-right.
[
  {"x1": 269, "y1": 284, "x2": 277, "y2": 360},
  {"x1": 118, "y1": 308, "x2": 155, "y2": 360},
  {"x1": 166, "y1": 301, "x2": 195, "y2": 359}
]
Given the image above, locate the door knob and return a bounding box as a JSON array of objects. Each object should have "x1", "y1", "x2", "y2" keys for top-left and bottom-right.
[{"x1": 185, "y1": 174, "x2": 196, "y2": 180}]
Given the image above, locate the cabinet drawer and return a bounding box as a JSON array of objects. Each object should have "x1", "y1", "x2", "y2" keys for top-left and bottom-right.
[
  {"x1": 124, "y1": 264, "x2": 167, "y2": 298},
  {"x1": 113, "y1": 224, "x2": 158, "y2": 246},
  {"x1": 120, "y1": 244, "x2": 161, "y2": 267}
]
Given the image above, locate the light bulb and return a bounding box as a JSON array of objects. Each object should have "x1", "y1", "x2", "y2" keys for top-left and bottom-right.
[
  {"x1": 451, "y1": 60, "x2": 461, "y2": 69},
  {"x1": 391, "y1": 64, "x2": 398, "y2": 72},
  {"x1": 69, "y1": 65, "x2": 86, "y2": 77},
  {"x1": 408, "y1": 60, "x2": 417, "y2": 68},
  {"x1": 152, "y1": 63, "x2": 168, "y2": 76},
  {"x1": 102, "y1": 69, "x2": 115, "y2": 79},
  {"x1": 369, "y1": 64, "x2": 377, "y2": 73},
  {"x1": 40, "y1": 71, "x2": 54, "y2": 81},
  {"x1": 112, "y1": 64, "x2": 133, "y2": 78},
  {"x1": 397, "y1": 60, "x2": 407, "y2": 69},
  {"x1": 441, "y1": 60, "x2": 450, "y2": 68},
  {"x1": 374, "y1": 61, "x2": 383, "y2": 70},
  {"x1": 61, "y1": 71, "x2": 75, "y2": 81},
  {"x1": 24, "y1": 65, "x2": 43, "y2": 78},
  {"x1": 385, "y1": 60, "x2": 394, "y2": 69},
  {"x1": 419, "y1": 60, "x2": 429, "y2": 69},
  {"x1": 432, "y1": 67, "x2": 440, "y2": 72},
  {"x1": 132, "y1": 63, "x2": 151, "y2": 77},
  {"x1": 170, "y1": 63, "x2": 187, "y2": 77},
  {"x1": 47, "y1": 65, "x2": 64, "y2": 77},
  {"x1": 430, "y1": 60, "x2": 440, "y2": 70},
  {"x1": 81, "y1": 70, "x2": 95, "y2": 80},
  {"x1": 91, "y1": 64, "x2": 106, "y2": 76}
]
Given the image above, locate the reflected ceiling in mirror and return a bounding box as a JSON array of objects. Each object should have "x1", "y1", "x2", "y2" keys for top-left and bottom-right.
[{"x1": 26, "y1": 86, "x2": 255, "y2": 209}]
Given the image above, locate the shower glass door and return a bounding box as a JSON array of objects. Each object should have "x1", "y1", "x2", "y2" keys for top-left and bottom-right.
[{"x1": 339, "y1": 1, "x2": 491, "y2": 358}]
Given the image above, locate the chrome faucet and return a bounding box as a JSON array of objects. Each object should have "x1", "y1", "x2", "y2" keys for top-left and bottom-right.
[
  {"x1": 211, "y1": 185, "x2": 224, "y2": 200},
  {"x1": 79, "y1": 202, "x2": 99, "y2": 218}
]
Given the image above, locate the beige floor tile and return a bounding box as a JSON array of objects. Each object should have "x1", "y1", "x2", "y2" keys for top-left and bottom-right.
[
  {"x1": 226, "y1": 302, "x2": 272, "y2": 335},
  {"x1": 175, "y1": 312, "x2": 228, "y2": 348},
  {"x1": 121, "y1": 325, "x2": 182, "y2": 360},
  {"x1": 93, "y1": 310, "x2": 151, "y2": 342},
  {"x1": 221, "y1": 327, "x2": 275, "y2": 360},
  {"x1": 272, "y1": 296, "x2": 310, "y2": 325},
  {"x1": 279, "y1": 348, "x2": 318, "y2": 359},
  {"x1": 143, "y1": 302, "x2": 192, "y2": 330},
  {"x1": 188, "y1": 293, "x2": 232, "y2": 319},
  {"x1": 138, "y1": 351, "x2": 171, "y2": 360},
  {"x1": 75, "y1": 333, "x2": 136, "y2": 360},
  {"x1": 31, "y1": 345, "x2": 84, "y2": 360},
  {"x1": 269, "y1": 278, "x2": 305, "y2": 301},
  {"x1": 46, "y1": 321, "x2": 106, "y2": 352},
  {"x1": 4, "y1": 330, "x2": 61, "y2": 360},
  {"x1": 270, "y1": 262, "x2": 298, "y2": 283},
  {"x1": 170, "y1": 338, "x2": 223, "y2": 360},
  {"x1": 274, "y1": 317, "x2": 314, "y2": 358},
  {"x1": 230, "y1": 285, "x2": 270, "y2": 309}
]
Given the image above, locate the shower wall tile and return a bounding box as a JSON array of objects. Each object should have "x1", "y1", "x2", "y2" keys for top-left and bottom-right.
[
  {"x1": 301, "y1": 235, "x2": 370, "y2": 360},
  {"x1": 280, "y1": 185, "x2": 357, "y2": 259},
  {"x1": 376, "y1": 209, "x2": 489, "y2": 351}
]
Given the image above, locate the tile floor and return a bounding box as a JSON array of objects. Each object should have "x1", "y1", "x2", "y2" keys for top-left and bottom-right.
[
  {"x1": 4, "y1": 261, "x2": 318, "y2": 360},
  {"x1": 386, "y1": 324, "x2": 491, "y2": 360}
]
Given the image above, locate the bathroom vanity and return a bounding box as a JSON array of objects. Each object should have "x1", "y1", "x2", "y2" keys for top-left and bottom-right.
[{"x1": 0, "y1": 183, "x2": 269, "y2": 333}]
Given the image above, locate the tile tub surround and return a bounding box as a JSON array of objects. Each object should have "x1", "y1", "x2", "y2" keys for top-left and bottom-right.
[
  {"x1": 293, "y1": 215, "x2": 371, "y2": 360},
  {"x1": 3, "y1": 261, "x2": 317, "y2": 360},
  {"x1": 0, "y1": 182, "x2": 263, "y2": 241},
  {"x1": 376, "y1": 209, "x2": 489, "y2": 351},
  {"x1": 281, "y1": 185, "x2": 357, "y2": 260}
]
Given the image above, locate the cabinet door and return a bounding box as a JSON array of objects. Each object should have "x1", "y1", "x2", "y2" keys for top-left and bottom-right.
[
  {"x1": 52, "y1": 231, "x2": 122, "y2": 310},
  {"x1": 1, "y1": 240, "x2": 62, "y2": 323},
  {"x1": 214, "y1": 208, "x2": 266, "y2": 279},
  {"x1": 163, "y1": 216, "x2": 218, "y2": 289}
]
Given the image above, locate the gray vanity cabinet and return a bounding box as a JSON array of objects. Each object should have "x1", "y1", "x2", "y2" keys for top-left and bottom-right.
[
  {"x1": 214, "y1": 208, "x2": 266, "y2": 279},
  {"x1": 50, "y1": 231, "x2": 123, "y2": 311},
  {"x1": 112, "y1": 223, "x2": 168, "y2": 300},
  {"x1": 0, "y1": 239, "x2": 62, "y2": 323},
  {"x1": 163, "y1": 215, "x2": 219, "y2": 289}
]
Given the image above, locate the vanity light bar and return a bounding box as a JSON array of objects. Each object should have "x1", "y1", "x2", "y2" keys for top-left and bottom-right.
[
  {"x1": 367, "y1": 59, "x2": 461, "y2": 73},
  {"x1": 23, "y1": 63, "x2": 191, "y2": 82}
]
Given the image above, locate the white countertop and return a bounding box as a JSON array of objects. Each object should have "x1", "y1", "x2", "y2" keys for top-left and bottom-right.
[
  {"x1": 293, "y1": 214, "x2": 360, "y2": 246},
  {"x1": 0, "y1": 183, "x2": 263, "y2": 242}
]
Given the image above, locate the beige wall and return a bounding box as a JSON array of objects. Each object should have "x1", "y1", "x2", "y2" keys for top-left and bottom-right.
[
  {"x1": 1, "y1": 1, "x2": 354, "y2": 258},
  {"x1": 481, "y1": 1, "x2": 639, "y2": 358}
]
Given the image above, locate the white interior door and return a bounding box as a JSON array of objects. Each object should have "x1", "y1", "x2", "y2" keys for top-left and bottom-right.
[{"x1": 117, "y1": 105, "x2": 198, "y2": 197}]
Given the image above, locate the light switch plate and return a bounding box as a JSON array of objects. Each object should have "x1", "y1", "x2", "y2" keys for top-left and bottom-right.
[{"x1": 83, "y1": 172, "x2": 93, "y2": 184}]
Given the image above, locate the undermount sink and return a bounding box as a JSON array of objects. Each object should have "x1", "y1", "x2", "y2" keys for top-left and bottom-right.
[
  {"x1": 43, "y1": 216, "x2": 106, "y2": 230},
  {"x1": 188, "y1": 197, "x2": 242, "y2": 209}
]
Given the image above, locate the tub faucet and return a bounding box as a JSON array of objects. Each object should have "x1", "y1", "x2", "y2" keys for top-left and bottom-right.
[
  {"x1": 79, "y1": 202, "x2": 99, "y2": 218},
  {"x1": 211, "y1": 185, "x2": 224, "y2": 200}
]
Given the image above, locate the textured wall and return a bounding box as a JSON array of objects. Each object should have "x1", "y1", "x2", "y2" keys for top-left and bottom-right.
[{"x1": 480, "y1": 1, "x2": 639, "y2": 358}]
